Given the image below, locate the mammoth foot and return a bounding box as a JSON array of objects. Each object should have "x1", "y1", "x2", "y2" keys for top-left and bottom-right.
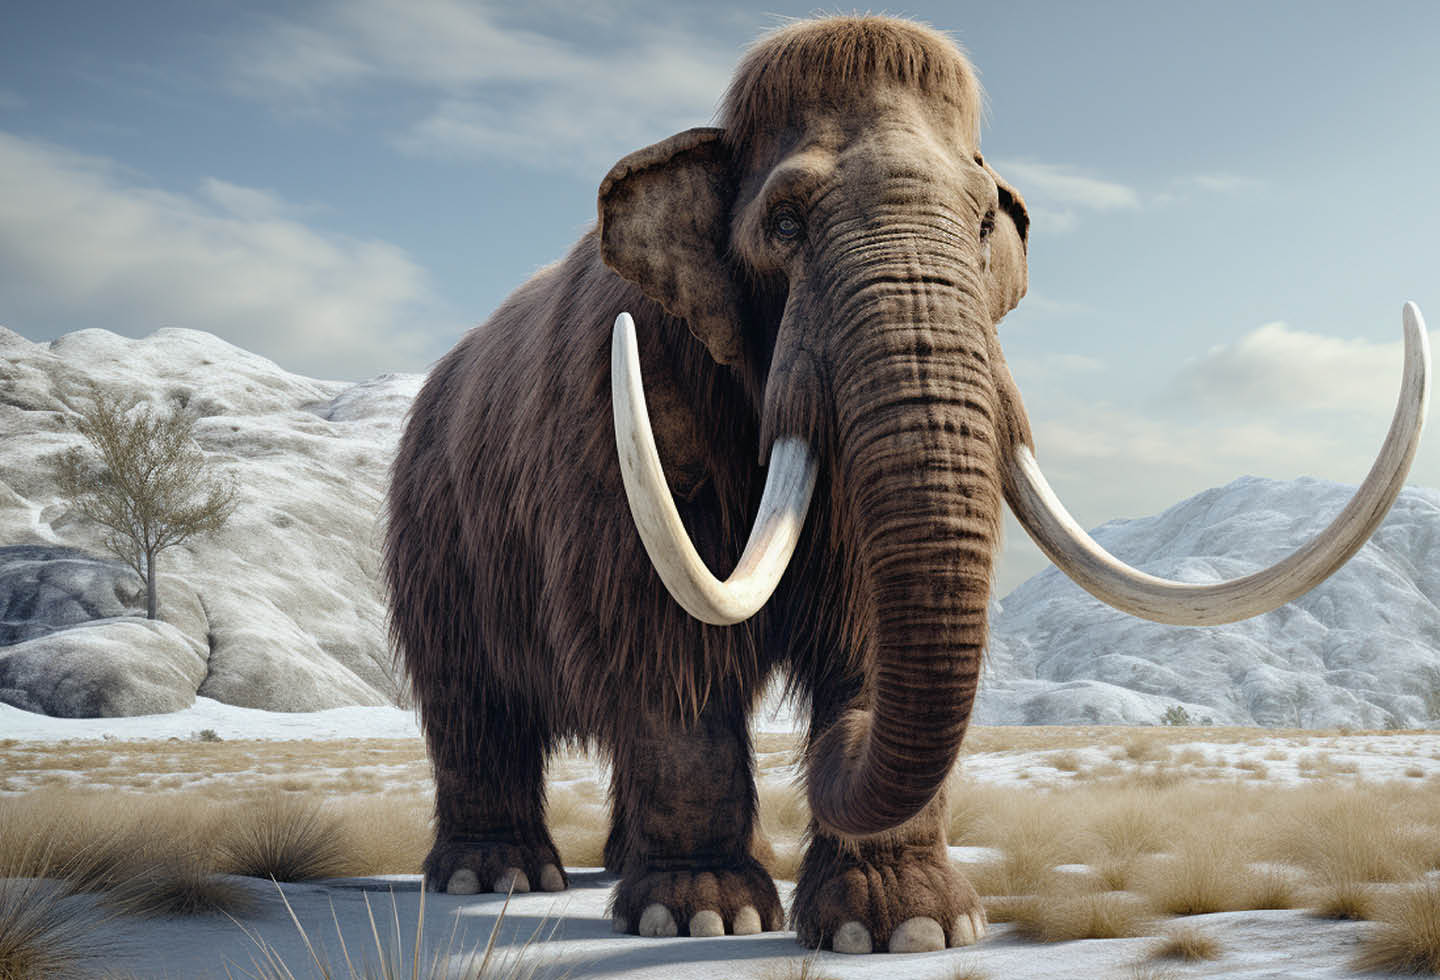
[
  {"x1": 792, "y1": 844, "x2": 986, "y2": 953},
  {"x1": 610, "y1": 861, "x2": 784, "y2": 937},
  {"x1": 424, "y1": 837, "x2": 567, "y2": 895}
]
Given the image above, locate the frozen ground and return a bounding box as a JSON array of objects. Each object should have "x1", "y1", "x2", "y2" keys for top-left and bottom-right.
[
  {"x1": 72, "y1": 873, "x2": 1382, "y2": 979},
  {"x1": 6, "y1": 703, "x2": 1439, "y2": 977}
]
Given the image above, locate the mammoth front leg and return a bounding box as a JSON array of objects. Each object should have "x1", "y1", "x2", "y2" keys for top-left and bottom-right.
[
  {"x1": 792, "y1": 783, "x2": 986, "y2": 953},
  {"x1": 422, "y1": 686, "x2": 567, "y2": 896},
  {"x1": 607, "y1": 708, "x2": 784, "y2": 937}
]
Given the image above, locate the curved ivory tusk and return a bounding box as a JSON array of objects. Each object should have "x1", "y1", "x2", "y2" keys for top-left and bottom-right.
[
  {"x1": 611, "y1": 312, "x2": 818, "y2": 625},
  {"x1": 1008, "y1": 302, "x2": 1431, "y2": 626}
]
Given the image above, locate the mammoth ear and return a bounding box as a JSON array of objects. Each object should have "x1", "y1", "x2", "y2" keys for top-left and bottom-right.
[
  {"x1": 978, "y1": 157, "x2": 1030, "y2": 322},
  {"x1": 598, "y1": 128, "x2": 745, "y2": 366}
]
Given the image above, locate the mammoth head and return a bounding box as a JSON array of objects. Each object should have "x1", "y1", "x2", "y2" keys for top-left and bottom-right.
[
  {"x1": 598, "y1": 127, "x2": 1030, "y2": 369},
  {"x1": 595, "y1": 16, "x2": 1428, "y2": 837}
]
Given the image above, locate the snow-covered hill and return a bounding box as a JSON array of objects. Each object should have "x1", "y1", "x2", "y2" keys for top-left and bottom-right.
[
  {"x1": 0, "y1": 326, "x2": 421, "y2": 715},
  {"x1": 2, "y1": 325, "x2": 1438, "y2": 725},
  {"x1": 976, "y1": 478, "x2": 1440, "y2": 728}
]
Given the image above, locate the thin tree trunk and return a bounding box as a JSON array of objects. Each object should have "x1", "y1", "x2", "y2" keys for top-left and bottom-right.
[{"x1": 146, "y1": 551, "x2": 157, "y2": 620}]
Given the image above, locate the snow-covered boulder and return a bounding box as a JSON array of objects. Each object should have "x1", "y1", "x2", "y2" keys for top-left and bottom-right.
[
  {"x1": 978, "y1": 478, "x2": 1440, "y2": 728},
  {"x1": 0, "y1": 618, "x2": 207, "y2": 717},
  {"x1": 0, "y1": 326, "x2": 422, "y2": 715},
  {"x1": 0, "y1": 545, "x2": 145, "y2": 646}
]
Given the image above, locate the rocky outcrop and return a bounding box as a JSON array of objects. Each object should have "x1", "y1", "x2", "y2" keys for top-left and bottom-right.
[
  {"x1": 978, "y1": 478, "x2": 1440, "y2": 728},
  {"x1": 0, "y1": 326, "x2": 421, "y2": 715}
]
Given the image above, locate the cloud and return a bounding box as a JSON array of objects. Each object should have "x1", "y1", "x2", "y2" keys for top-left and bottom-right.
[
  {"x1": 1178, "y1": 173, "x2": 1264, "y2": 194},
  {"x1": 995, "y1": 160, "x2": 1141, "y2": 211},
  {"x1": 228, "y1": 0, "x2": 734, "y2": 175},
  {"x1": 1170, "y1": 321, "x2": 1415, "y2": 417},
  {"x1": 0, "y1": 132, "x2": 452, "y2": 379},
  {"x1": 992, "y1": 160, "x2": 1140, "y2": 237}
]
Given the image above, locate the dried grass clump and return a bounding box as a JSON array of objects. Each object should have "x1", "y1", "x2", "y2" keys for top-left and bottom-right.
[
  {"x1": 1354, "y1": 880, "x2": 1440, "y2": 974},
  {"x1": 1307, "y1": 876, "x2": 1378, "y2": 921},
  {"x1": 757, "y1": 781, "x2": 811, "y2": 840},
  {"x1": 332, "y1": 796, "x2": 432, "y2": 876},
  {"x1": 1265, "y1": 792, "x2": 1427, "y2": 885},
  {"x1": 218, "y1": 793, "x2": 353, "y2": 882},
  {"x1": 1010, "y1": 891, "x2": 1151, "y2": 942},
  {"x1": 1137, "y1": 836, "x2": 1257, "y2": 916},
  {"x1": 1081, "y1": 789, "x2": 1175, "y2": 861},
  {"x1": 102, "y1": 856, "x2": 257, "y2": 919},
  {"x1": 0, "y1": 833, "x2": 116, "y2": 980},
  {"x1": 1048, "y1": 750, "x2": 1082, "y2": 773},
  {"x1": 967, "y1": 803, "x2": 1079, "y2": 898},
  {"x1": 1149, "y1": 924, "x2": 1222, "y2": 961},
  {"x1": 1248, "y1": 869, "x2": 1299, "y2": 910},
  {"x1": 1118, "y1": 735, "x2": 1170, "y2": 765}
]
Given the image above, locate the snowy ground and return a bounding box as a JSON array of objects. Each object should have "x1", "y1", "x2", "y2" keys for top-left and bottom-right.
[
  {"x1": 5, "y1": 701, "x2": 1438, "y2": 978},
  {"x1": 79, "y1": 874, "x2": 1380, "y2": 979}
]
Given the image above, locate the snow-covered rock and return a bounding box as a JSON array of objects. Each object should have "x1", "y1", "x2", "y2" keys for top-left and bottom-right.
[
  {"x1": 0, "y1": 618, "x2": 207, "y2": 716},
  {"x1": 977, "y1": 477, "x2": 1440, "y2": 728},
  {"x1": 0, "y1": 326, "x2": 422, "y2": 715}
]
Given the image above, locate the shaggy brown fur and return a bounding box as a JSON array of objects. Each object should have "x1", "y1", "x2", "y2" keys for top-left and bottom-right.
[{"x1": 386, "y1": 14, "x2": 1030, "y2": 951}]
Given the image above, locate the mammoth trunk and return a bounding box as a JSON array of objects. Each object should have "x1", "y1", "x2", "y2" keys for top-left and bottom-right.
[{"x1": 805, "y1": 293, "x2": 1001, "y2": 838}]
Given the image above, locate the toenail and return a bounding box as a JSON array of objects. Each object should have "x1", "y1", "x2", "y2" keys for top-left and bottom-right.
[
  {"x1": 492, "y1": 868, "x2": 530, "y2": 894},
  {"x1": 732, "y1": 905, "x2": 762, "y2": 935},
  {"x1": 689, "y1": 909, "x2": 724, "y2": 937},
  {"x1": 446, "y1": 869, "x2": 480, "y2": 895},
  {"x1": 890, "y1": 916, "x2": 945, "y2": 953},
  {"x1": 639, "y1": 903, "x2": 677, "y2": 937},
  {"x1": 538, "y1": 864, "x2": 565, "y2": 892},
  {"x1": 833, "y1": 920, "x2": 872, "y2": 954}
]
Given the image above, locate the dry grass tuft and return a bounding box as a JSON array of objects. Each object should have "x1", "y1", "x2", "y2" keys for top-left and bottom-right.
[
  {"x1": 333, "y1": 796, "x2": 432, "y2": 877},
  {"x1": 1048, "y1": 750, "x2": 1082, "y2": 773},
  {"x1": 1248, "y1": 869, "x2": 1299, "y2": 910},
  {"x1": 218, "y1": 793, "x2": 353, "y2": 882},
  {"x1": 101, "y1": 857, "x2": 257, "y2": 919},
  {"x1": 1265, "y1": 791, "x2": 1430, "y2": 886},
  {"x1": 1010, "y1": 891, "x2": 1151, "y2": 942},
  {"x1": 1119, "y1": 734, "x2": 1170, "y2": 765},
  {"x1": 757, "y1": 781, "x2": 811, "y2": 840},
  {"x1": 1149, "y1": 924, "x2": 1222, "y2": 961},
  {"x1": 1354, "y1": 879, "x2": 1440, "y2": 974},
  {"x1": 1137, "y1": 836, "x2": 1257, "y2": 916},
  {"x1": 1082, "y1": 790, "x2": 1174, "y2": 861},
  {"x1": 0, "y1": 855, "x2": 109, "y2": 980},
  {"x1": 1307, "y1": 876, "x2": 1378, "y2": 921}
]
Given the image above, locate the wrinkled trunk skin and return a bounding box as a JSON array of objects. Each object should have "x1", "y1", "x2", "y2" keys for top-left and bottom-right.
[{"x1": 791, "y1": 230, "x2": 1000, "y2": 838}]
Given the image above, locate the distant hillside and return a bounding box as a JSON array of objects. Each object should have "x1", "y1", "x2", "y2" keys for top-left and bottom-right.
[
  {"x1": 0, "y1": 326, "x2": 420, "y2": 716},
  {"x1": 977, "y1": 478, "x2": 1440, "y2": 728},
  {"x1": 3, "y1": 326, "x2": 1438, "y2": 725}
]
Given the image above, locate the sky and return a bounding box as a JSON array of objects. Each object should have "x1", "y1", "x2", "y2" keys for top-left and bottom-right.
[{"x1": 3, "y1": 0, "x2": 1439, "y2": 592}]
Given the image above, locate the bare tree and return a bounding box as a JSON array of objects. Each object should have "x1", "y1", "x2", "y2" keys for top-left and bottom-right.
[{"x1": 55, "y1": 387, "x2": 237, "y2": 620}]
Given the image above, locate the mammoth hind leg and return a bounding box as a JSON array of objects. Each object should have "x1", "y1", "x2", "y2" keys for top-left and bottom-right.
[
  {"x1": 607, "y1": 708, "x2": 784, "y2": 937},
  {"x1": 422, "y1": 689, "x2": 566, "y2": 896}
]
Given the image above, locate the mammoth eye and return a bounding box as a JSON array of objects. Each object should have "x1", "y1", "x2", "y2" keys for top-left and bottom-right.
[
  {"x1": 980, "y1": 210, "x2": 996, "y2": 240},
  {"x1": 770, "y1": 205, "x2": 803, "y2": 242}
]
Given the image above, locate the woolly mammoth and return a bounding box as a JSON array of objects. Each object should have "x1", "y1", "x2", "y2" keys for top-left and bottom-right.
[{"x1": 385, "y1": 16, "x2": 1428, "y2": 954}]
